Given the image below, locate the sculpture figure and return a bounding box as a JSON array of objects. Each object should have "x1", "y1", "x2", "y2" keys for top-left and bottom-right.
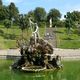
[
  {"x1": 49, "y1": 18, "x2": 52, "y2": 28},
  {"x1": 29, "y1": 18, "x2": 39, "y2": 44}
]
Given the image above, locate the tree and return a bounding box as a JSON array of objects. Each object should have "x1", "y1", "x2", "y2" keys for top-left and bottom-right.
[
  {"x1": 27, "y1": 11, "x2": 34, "y2": 18},
  {"x1": 4, "y1": 19, "x2": 11, "y2": 34},
  {"x1": 71, "y1": 11, "x2": 80, "y2": 22},
  {"x1": 56, "y1": 20, "x2": 65, "y2": 27},
  {"x1": 64, "y1": 12, "x2": 74, "y2": 34},
  {"x1": 25, "y1": 14, "x2": 30, "y2": 36},
  {"x1": 4, "y1": 19, "x2": 11, "y2": 28},
  {"x1": 47, "y1": 8, "x2": 61, "y2": 27},
  {"x1": 65, "y1": 11, "x2": 80, "y2": 27},
  {"x1": 8, "y1": 2, "x2": 19, "y2": 24},
  {"x1": 34, "y1": 7, "x2": 46, "y2": 27},
  {"x1": 71, "y1": 11, "x2": 80, "y2": 34},
  {"x1": 0, "y1": 6, "x2": 6, "y2": 21},
  {"x1": 0, "y1": 0, "x2": 9, "y2": 21},
  {"x1": 18, "y1": 14, "x2": 28, "y2": 39},
  {"x1": 0, "y1": 0, "x2": 2, "y2": 7}
]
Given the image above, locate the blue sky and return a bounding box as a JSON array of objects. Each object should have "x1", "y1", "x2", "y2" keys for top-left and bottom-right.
[{"x1": 3, "y1": 0, "x2": 80, "y2": 18}]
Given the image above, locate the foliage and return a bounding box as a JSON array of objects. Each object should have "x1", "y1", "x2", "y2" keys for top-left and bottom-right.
[
  {"x1": 56, "y1": 20, "x2": 65, "y2": 27},
  {"x1": 0, "y1": 25, "x2": 79, "y2": 49},
  {"x1": 0, "y1": 24, "x2": 45, "y2": 49},
  {"x1": 0, "y1": 0, "x2": 2, "y2": 7},
  {"x1": 64, "y1": 11, "x2": 80, "y2": 28},
  {"x1": 8, "y1": 2, "x2": 19, "y2": 23},
  {"x1": 34, "y1": 7, "x2": 46, "y2": 26},
  {"x1": 4, "y1": 19, "x2": 11, "y2": 29},
  {"x1": 27, "y1": 11, "x2": 34, "y2": 18},
  {"x1": 71, "y1": 11, "x2": 80, "y2": 22},
  {"x1": 56, "y1": 28, "x2": 80, "y2": 49},
  {"x1": 0, "y1": 0, "x2": 80, "y2": 30},
  {"x1": 34, "y1": 7, "x2": 46, "y2": 21},
  {"x1": 47, "y1": 8, "x2": 61, "y2": 27},
  {"x1": 0, "y1": 1, "x2": 19, "y2": 25},
  {"x1": 64, "y1": 12, "x2": 74, "y2": 34},
  {"x1": 18, "y1": 14, "x2": 28, "y2": 31},
  {"x1": 0, "y1": 6, "x2": 9, "y2": 21}
]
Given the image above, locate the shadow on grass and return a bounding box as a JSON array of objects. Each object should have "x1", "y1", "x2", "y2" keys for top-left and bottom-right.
[
  {"x1": 0, "y1": 29, "x2": 17, "y2": 40},
  {"x1": 3, "y1": 33, "x2": 18, "y2": 40},
  {"x1": 54, "y1": 31, "x2": 63, "y2": 34},
  {"x1": 0, "y1": 29, "x2": 4, "y2": 36},
  {"x1": 63, "y1": 37, "x2": 74, "y2": 40}
]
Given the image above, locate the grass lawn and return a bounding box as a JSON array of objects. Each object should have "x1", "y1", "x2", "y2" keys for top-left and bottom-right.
[
  {"x1": 0, "y1": 25, "x2": 45, "y2": 49},
  {"x1": 0, "y1": 24, "x2": 80, "y2": 49},
  {"x1": 56, "y1": 28, "x2": 80, "y2": 49},
  {"x1": 0, "y1": 60, "x2": 80, "y2": 80}
]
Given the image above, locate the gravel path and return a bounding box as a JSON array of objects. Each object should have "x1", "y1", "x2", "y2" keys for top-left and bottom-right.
[
  {"x1": 44, "y1": 28, "x2": 57, "y2": 48},
  {"x1": 0, "y1": 48, "x2": 80, "y2": 60},
  {"x1": 53, "y1": 48, "x2": 80, "y2": 60}
]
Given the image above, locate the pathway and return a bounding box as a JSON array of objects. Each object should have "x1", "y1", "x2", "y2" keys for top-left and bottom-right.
[
  {"x1": 44, "y1": 28, "x2": 57, "y2": 48},
  {"x1": 0, "y1": 48, "x2": 80, "y2": 60}
]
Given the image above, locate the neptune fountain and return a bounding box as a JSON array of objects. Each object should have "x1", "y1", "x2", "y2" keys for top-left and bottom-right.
[{"x1": 11, "y1": 18, "x2": 62, "y2": 72}]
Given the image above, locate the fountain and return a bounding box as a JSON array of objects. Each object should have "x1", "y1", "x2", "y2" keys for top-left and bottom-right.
[{"x1": 11, "y1": 18, "x2": 62, "y2": 72}]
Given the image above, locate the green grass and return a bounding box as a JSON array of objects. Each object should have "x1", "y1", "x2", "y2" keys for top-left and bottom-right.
[
  {"x1": 61, "y1": 61, "x2": 80, "y2": 80},
  {"x1": 56, "y1": 28, "x2": 80, "y2": 49},
  {"x1": 0, "y1": 60, "x2": 80, "y2": 80},
  {"x1": 0, "y1": 25, "x2": 45, "y2": 49},
  {"x1": 0, "y1": 25, "x2": 80, "y2": 49},
  {"x1": 57, "y1": 40, "x2": 80, "y2": 49},
  {"x1": 0, "y1": 25, "x2": 21, "y2": 49},
  {"x1": 0, "y1": 40, "x2": 16, "y2": 49}
]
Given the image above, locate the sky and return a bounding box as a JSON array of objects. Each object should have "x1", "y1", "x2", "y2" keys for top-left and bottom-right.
[{"x1": 2, "y1": 0, "x2": 80, "y2": 19}]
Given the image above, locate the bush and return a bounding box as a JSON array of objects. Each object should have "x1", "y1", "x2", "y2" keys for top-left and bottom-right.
[{"x1": 4, "y1": 19, "x2": 11, "y2": 29}]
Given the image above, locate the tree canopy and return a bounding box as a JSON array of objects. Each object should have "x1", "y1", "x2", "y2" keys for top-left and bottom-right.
[
  {"x1": 4, "y1": 19, "x2": 11, "y2": 29},
  {"x1": 0, "y1": 0, "x2": 80, "y2": 29},
  {"x1": 34, "y1": 7, "x2": 46, "y2": 22},
  {"x1": 8, "y1": 2, "x2": 19, "y2": 21},
  {"x1": 18, "y1": 14, "x2": 28, "y2": 31},
  {"x1": 47, "y1": 8, "x2": 61, "y2": 27},
  {"x1": 0, "y1": 0, "x2": 2, "y2": 7}
]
